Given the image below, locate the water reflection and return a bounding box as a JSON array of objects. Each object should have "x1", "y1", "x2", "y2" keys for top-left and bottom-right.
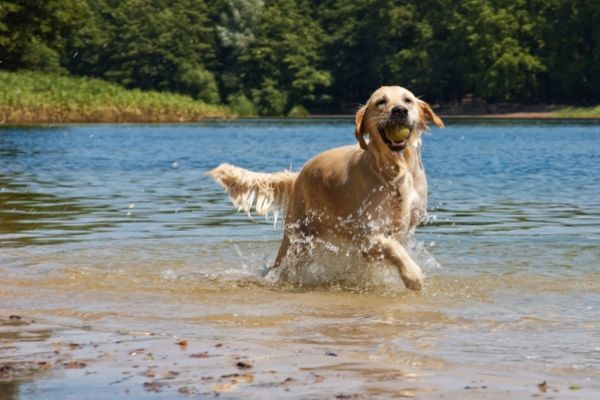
[
  {"x1": 1, "y1": 122, "x2": 599, "y2": 247},
  {"x1": 0, "y1": 175, "x2": 117, "y2": 247}
]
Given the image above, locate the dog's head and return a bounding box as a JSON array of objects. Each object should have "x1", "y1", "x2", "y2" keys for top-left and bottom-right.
[{"x1": 355, "y1": 86, "x2": 444, "y2": 152}]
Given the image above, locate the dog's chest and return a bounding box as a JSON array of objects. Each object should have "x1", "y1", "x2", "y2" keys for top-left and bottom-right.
[
  {"x1": 365, "y1": 173, "x2": 422, "y2": 232},
  {"x1": 391, "y1": 176, "x2": 419, "y2": 213}
]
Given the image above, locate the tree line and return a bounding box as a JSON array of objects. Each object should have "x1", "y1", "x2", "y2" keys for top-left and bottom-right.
[{"x1": 1, "y1": 0, "x2": 599, "y2": 115}]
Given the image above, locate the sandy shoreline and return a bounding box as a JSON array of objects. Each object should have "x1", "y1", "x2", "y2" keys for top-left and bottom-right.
[{"x1": 2, "y1": 313, "x2": 596, "y2": 399}]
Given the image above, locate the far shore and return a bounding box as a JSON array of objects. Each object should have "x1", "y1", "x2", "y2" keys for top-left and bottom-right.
[
  {"x1": 3, "y1": 71, "x2": 599, "y2": 125},
  {"x1": 306, "y1": 112, "x2": 600, "y2": 120},
  {"x1": 2, "y1": 111, "x2": 600, "y2": 126}
]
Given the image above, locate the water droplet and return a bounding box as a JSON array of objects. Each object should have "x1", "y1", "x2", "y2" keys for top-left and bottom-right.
[
  {"x1": 162, "y1": 269, "x2": 178, "y2": 280},
  {"x1": 171, "y1": 161, "x2": 180, "y2": 169},
  {"x1": 128, "y1": 203, "x2": 135, "y2": 209}
]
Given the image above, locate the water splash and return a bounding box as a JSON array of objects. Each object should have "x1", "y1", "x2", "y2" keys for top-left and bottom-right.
[
  {"x1": 263, "y1": 233, "x2": 441, "y2": 293},
  {"x1": 407, "y1": 237, "x2": 443, "y2": 271}
]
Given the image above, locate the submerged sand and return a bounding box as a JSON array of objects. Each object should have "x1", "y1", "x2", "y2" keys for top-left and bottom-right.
[
  {"x1": 1, "y1": 281, "x2": 598, "y2": 400},
  {"x1": 1, "y1": 241, "x2": 599, "y2": 399}
]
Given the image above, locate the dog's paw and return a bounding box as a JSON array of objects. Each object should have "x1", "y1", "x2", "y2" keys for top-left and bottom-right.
[{"x1": 400, "y1": 266, "x2": 424, "y2": 291}]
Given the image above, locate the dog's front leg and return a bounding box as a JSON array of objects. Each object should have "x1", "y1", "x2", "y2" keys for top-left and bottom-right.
[{"x1": 366, "y1": 234, "x2": 424, "y2": 291}]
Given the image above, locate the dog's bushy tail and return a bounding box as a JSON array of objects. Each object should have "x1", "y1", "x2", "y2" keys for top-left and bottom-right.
[{"x1": 207, "y1": 163, "x2": 298, "y2": 226}]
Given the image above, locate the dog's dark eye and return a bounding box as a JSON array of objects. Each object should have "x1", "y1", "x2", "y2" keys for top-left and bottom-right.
[
  {"x1": 376, "y1": 98, "x2": 387, "y2": 108},
  {"x1": 404, "y1": 97, "x2": 413, "y2": 104}
]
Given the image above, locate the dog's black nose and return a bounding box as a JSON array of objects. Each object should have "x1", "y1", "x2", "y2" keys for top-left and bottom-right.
[{"x1": 391, "y1": 106, "x2": 408, "y2": 117}]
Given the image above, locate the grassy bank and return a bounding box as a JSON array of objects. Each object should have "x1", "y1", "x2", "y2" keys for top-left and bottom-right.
[
  {"x1": 0, "y1": 71, "x2": 231, "y2": 124},
  {"x1": 554, "y1": 105, "x2": 600, "y2": 119}
]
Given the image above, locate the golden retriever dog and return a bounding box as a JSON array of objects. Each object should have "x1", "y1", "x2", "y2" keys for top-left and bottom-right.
[{"x1": 209, "y1": 86, "x2": 443, "y2": 290}]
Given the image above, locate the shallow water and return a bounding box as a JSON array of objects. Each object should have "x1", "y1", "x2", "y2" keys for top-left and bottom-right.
[{"x1": 1, "y1": 120, "x2": 599, "y2": 398}]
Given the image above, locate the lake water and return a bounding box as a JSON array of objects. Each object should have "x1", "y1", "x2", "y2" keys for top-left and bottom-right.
[{"x1": 1, "y1": 120, "x2": 599, "y2": 399}]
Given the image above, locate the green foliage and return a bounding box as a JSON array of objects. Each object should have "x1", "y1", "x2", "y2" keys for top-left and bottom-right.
[
  {"x1": 238, "y1": 0, "x2": 332, "y2": 115},
  {"x1": 555, "y1": 105, "x2": 600, "y2": 118},
  {"x1": 16, "y1": 37, "x2": 64, "y2": 74},
  {"x1": 97, "y1": 0, "x2": 219, "y2": 103},
  {"x1": 250, "y1": 78, "x2": 288, "y2": 116},
  {"x1": 318, "y1": 1, "x2": 448, "y2": 106},
  {"x1": 0, "y1": 70, "x2": 230, "y2": 123},
  {"x1": 217, "y1": 0, "x2": 263, "y2": 54},
  {"x1": 287, "y1": 105, "x2": 309, "y2": 117},
  {"x1": 461, "y1": 0, "x2": 545, "y2": 101},
  {"x1": 539, "y1": 0, "x2": 600, "y2": 103},
  {"x1": 215, "y1": 0, "x2": 264, "y2": 100},
  {"x1": 1, "y1": 0, "x2": 599, "y2": 114},
  {"x1": 0, "y1": 0, "x2": 91, "y2": 72},
  {"x1": 227, "y1": 93, "x2": 256, "y2": 116}
]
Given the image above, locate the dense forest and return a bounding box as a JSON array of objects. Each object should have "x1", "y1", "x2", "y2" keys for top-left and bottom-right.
[{"x1": 1, "y1": 0, "x2": 599, "y2": 115}]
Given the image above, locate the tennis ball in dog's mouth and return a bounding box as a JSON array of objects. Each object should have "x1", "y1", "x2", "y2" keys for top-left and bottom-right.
[{"x1": 386, "y1": 127, "x2": 411, "y2": 141}]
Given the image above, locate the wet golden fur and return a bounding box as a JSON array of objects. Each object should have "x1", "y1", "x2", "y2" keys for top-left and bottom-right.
[{"x1": 209, "y1": 86, "x2": 443, "y2": 290}]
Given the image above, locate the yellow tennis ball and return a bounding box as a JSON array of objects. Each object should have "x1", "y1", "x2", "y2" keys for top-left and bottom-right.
[
  {"x1": 398, "y1": 127, "x2": 410, "y2": 138},
  {"x1": 387, "y1": 127, "x2": 411, "y2": 141}
]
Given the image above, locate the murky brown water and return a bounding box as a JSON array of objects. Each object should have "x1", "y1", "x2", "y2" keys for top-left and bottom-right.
[{"x1": 1, "y1": 122, "x2": 599, "y2": 398}]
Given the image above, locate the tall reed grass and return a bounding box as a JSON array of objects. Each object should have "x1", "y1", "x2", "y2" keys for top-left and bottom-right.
[
  {"x1": 554, "y1": 105, "x2": 600, "y2": 119},
  {"x1": 0, "y1": 71, "x2": 231, "y2": 123}
]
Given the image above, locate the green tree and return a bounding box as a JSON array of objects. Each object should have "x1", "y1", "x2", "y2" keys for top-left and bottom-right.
[
  {"x1": 215, "y1": 0, "x2": 264, "y2": 101},
  {"x1": 2, "y1": 0, "x2": 600, "y2": 109},
  {"x1": 67, "y1": 0, "x2": 220, "y2": 103},
  {"x1": 540, "y1": 0, "x2": 600, "y2": 103},
  {"x1": 461, "y1": 0, "x2": 546, "y2": 101},
  {"x1": 239, "y1": 0, "x2": 332, "y2": 115},
  {"x1": 0, "y1": 0, "x2": 91, "y2": 73},
  {"x1": 62, "y1": 0, "x2": 113, "y2": 79},
  {"x1": 316, "y1": 0, "x2": 435, "y2": 110},
  {"x1": 408, "y1": 0, "x2": 472, "y2": 103},
  {"x1": 108, "y1": 0, "x2": 219, "y2": 102}
]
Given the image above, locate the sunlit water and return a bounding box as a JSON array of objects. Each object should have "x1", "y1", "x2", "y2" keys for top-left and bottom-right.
[{"x1": 1, "y1": 120, "x2": 599, "y2": 398}]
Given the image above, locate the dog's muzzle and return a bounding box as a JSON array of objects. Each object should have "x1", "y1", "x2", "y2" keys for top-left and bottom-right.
[{"x1": 379, "y1": 109, "x2": 413, "y2": 152}]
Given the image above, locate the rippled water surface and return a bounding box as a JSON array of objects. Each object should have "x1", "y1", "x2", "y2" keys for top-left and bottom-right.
[{"x1": 1, "y1": 120, "x2": 599, "y2": 398}]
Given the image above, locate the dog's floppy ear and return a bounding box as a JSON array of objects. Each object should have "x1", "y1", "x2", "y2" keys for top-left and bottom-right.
[
  {"x1": 354, "y1": 105, "x2": 368, "y2": 150},
  {"x1": 419, "y1": 101, "x2": 444, "y2": 128}
]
